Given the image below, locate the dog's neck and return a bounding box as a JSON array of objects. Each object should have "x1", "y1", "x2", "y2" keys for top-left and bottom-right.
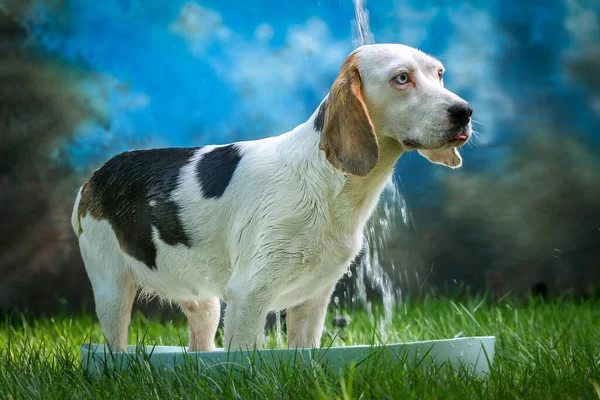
[
  {"x1": 342, "y1": 135, "x2": 403, "y2": 205},
  {"x1": 278, "y1": 103, "x2": 404, "y2": 231}
]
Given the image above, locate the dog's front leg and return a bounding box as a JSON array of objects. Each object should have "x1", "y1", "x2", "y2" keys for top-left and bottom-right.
[
  {"x1": 223, "y1": 279, "x2": 270, "y2": 351},
  {"x1": 286, "y1": 285, "x2": 336, "y2": 349}
]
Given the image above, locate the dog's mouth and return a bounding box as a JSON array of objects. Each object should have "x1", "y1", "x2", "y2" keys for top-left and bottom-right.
[
  {"x1": 449, "y1": 129, "x2": 470, "y2": 147},
  {"x1": 402, "y1": 139, "x2": 420, "y2": 149},
  {"x1": 403, "y1": 129, "x2": 470, "y2": 150}
]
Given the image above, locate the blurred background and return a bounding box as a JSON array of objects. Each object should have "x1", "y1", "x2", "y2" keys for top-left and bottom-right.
[{"x1": 0, "y1": 0, "x2": 598, "y2": 315}]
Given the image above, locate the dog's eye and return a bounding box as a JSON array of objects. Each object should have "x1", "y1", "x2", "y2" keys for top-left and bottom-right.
[
  {"x1": 394, "y1": 73, "x2": 409, "y2": 85},
  {"x1": 438, "y1": 70, "x2": 444, "y2": 80}
]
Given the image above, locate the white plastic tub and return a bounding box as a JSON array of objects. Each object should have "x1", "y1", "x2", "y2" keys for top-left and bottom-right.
[{"x1": 81, "y1": 336, "x2": 495, "y2": 377}]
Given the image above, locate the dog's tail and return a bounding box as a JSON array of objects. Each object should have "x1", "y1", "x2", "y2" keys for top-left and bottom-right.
[{"x1": 71, "y1": 182, "x2": 86, "y2": 237}]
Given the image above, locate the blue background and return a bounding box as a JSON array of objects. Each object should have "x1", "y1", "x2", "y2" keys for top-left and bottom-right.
[
  {"x1": 27, "y1": 0, "x2": 599, "y2": 177},
  {"x1": 2, "y1": 0, "x2": 598, "y2": 310}
]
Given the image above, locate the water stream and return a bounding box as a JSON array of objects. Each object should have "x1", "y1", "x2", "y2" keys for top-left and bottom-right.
[
  {"x1": 271, "y1": 0, "x2": 410, "y2": 346},
  {"x1": 352, "y1": 0, "x2": 375, "y2": 47},
  {"x1": 350, "y1": 0, "x2": 411, "y2": 335}
]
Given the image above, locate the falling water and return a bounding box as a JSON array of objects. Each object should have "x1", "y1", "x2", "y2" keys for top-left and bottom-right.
[
  {"x1": 275, "y1": 310, "x2": 282, "y2": 347},
  {"x1": 270, "y1": 0, "x2": 411, "y2": 345},
  {"x1": 350, "y1": 0, "x2": 412, "y2": 333},
  {"x1": 352, "y1": 0, "x2": 375, "y2": 47},
  {"x1": 353, "y1": 177, "x2": 411, "y2": 329}
]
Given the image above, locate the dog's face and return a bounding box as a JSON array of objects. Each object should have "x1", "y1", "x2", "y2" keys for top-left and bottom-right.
[
  {"x1": 319, "y1": 44, "x2": 472, "y2": 176},
  {"x1": 357, "y1": 44, "x2": 472, "y2": 168}
]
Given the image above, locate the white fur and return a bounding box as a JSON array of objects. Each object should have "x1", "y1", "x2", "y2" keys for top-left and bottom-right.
[{"x1": 74, "y1": 44, "x2": 471, "y2": 351}]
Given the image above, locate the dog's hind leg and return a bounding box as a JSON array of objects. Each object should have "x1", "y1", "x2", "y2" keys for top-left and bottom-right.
[
  {"x1": 180, "y1": 297, "x2": 220, "y2": 352},
  {"x1": 89, "y1": 270, "x2": 137, "y2": 352},
  {"x1": 80, "y1": 239, "x2": 137, "y2": 352}
]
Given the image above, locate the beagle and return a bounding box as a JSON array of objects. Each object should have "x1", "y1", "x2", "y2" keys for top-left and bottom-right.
[{"x1": 72, "y1": 44, "x2": 472, "y2": 351}]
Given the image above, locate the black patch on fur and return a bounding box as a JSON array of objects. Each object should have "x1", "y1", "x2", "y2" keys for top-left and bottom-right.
[
  {"x1": 87, "y1": 147, "x2": 199, "y2": 269},
  {"x1": 314, "y1": 100, "x2": 327, "y2": 132},
  {"x1": 196, "y1": 145, "x2": 242, "y2": 198}
]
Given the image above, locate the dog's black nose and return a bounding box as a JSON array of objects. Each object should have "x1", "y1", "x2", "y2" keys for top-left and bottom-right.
[{"x1": 448, "y1": 102, "x2": 473, "y2": 126}]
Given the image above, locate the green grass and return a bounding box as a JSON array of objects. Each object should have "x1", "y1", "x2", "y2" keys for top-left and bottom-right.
[{"x1": 0, "y1": 296, "x2": 599, "y2": 399}]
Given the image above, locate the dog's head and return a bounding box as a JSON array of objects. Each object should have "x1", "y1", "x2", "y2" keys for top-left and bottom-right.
[{"x1": 319, "y1": 44, "x2": 472, "y2": 176}]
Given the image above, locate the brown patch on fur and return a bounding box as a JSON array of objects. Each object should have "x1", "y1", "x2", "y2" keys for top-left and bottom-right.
[
  {"x1": 319, "y1": 53, "x2": 379, "y2": 176},
  {"x1": 76, "y1": 181, "x2": 89, "y2": 236},
  {"x1": 78, "y1": 179, "x2": 132, "y2": 255},
  {"x1": 77, "y1": 180, "x2": 104, "y2": 237},
  {"x1": 77, "y1": 179, "x2": 129, "y2": 253}
]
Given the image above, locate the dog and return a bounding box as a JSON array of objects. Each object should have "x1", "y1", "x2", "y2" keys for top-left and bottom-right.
[{"x1": 71, "y1": 44, "x2": 472, "y2": 352}]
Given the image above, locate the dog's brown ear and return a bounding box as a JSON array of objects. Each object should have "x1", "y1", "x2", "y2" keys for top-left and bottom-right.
[
  {"x1": 418, "y1": 148, "x2": 463, "y2": 168},
  {"x1": 319, "y1": 55, "x2": 379, "y2": 176}
]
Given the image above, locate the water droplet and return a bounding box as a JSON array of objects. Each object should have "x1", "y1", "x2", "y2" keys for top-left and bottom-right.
[{"x1": 275, "y1": 311, "x2": 282, "y2": 348}]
